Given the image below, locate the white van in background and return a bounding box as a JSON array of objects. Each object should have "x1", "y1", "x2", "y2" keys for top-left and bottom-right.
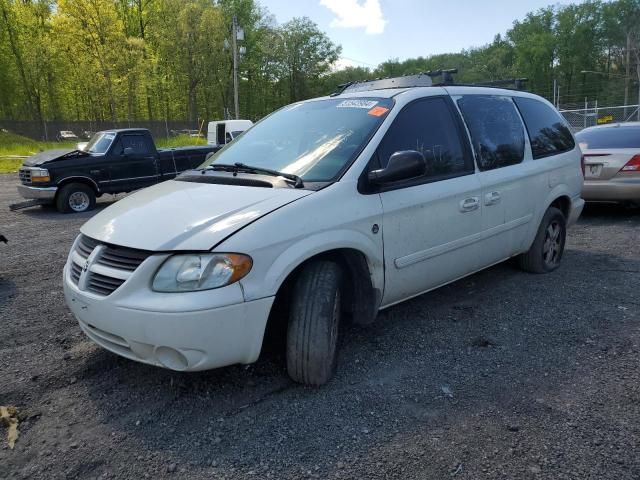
[{"x1": 207, "y1": 119, "x2": 253, "y2": 147}]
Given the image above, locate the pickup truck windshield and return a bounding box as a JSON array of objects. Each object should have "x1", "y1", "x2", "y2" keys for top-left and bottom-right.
[
  {"x1": 201, "y1": 98, "x2": 393, "y2": 182},
  {"x1": 85, "y1": 132, "x2": 116, "y2": 154}
]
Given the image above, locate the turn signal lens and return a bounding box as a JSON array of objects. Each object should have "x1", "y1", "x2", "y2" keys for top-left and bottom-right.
[
  {"x1": 30, "y1": 168, "x2": 50, "y2": 182},
  {"x1": 31, "y1": 176, "x2": 51, "y2": 182}
]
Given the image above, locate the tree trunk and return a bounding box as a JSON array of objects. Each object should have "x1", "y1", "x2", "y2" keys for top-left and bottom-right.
[{"x1": 624, "y1": 31, "x2": 631, "y2": 113}]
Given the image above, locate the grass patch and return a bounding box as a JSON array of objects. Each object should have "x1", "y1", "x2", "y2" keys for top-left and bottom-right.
[
  {"x1": 0, "y1": 158, "x2": 22, "y2": 173},
  {"x1": 0, "y1": 131, "x2": 73, "y2": 157},
  {"x1": 156, "y1": 135, "x2": 207, "y2": 148}
]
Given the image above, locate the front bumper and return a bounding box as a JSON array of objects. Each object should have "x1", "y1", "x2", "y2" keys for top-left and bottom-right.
[
  {"x1": 63, "y1": 257, "x2": 274, "y2": 372},
  {"x1": 583, "y1": 177, "x2": 640, "y2": 201},
  {"x1": 17, "y1": 184, "x2": 57, "y2": 201}
]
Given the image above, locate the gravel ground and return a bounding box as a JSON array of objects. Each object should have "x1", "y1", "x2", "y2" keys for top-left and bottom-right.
[{"x1": 1, "y1": 172, "x2": 639, "y2": 480}]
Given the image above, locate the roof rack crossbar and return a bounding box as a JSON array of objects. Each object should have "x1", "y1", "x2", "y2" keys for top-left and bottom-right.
[
  {"x1": 471, "y1": 78, "x2": 529, "y2": 90},
  {"x1": 329, "y1": 70, "x2": 528, "y2": 96}
]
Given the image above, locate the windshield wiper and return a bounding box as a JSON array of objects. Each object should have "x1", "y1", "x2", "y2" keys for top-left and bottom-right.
[{"x1": 207, "y1": 162, "x2": 304, "y2": 188}]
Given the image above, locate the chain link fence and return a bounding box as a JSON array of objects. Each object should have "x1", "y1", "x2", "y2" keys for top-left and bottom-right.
[
  {"x1": 559, "y1": 104, "x2": 640, "y2": 132},
  {"x1": 0, "y1": 120, "x2": 206, "y2": 141}
]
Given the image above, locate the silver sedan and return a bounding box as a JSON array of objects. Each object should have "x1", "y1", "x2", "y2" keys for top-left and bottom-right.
[{"x1": 576, "y1": 122, "x2": 640, "y2": 205}]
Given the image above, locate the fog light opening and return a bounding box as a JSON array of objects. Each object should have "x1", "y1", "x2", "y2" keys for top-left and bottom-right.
[{"x1": 155, "y1": 346, "x2": 189, "y2": 371}]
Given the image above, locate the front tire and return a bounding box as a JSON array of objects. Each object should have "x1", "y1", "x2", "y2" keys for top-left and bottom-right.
[
  {"x1": 518, "y1": 207, "x2": 566, "y2": 273},
  {"x1": 286, "y1": 261, "x2": 342, "y2": 386},
  {"x1": 56, "y1": 183, "x2": 96, "y2": 214}
]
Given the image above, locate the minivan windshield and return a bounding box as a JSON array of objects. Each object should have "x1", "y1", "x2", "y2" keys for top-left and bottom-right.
[
  {"x1": 85, "y1": 132, "x2": 116, "y2": 154},
  {"x1": 201, "y1": 98, "x2": 393, "y2": 182},
  {"x1": 576, "y1": 126, "x2": 640, "y2": 149}
]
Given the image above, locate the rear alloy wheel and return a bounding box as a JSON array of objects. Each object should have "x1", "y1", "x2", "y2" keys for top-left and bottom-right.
[
  {"x1": 56, "y1": 183, "x2": 96, "y2": 214},
  {"x1": 518, "y1": 207, "x2": 566, "y2": 273},
  {"x1": 286, "y1": 261, "x2": 342, "y2": 386}
]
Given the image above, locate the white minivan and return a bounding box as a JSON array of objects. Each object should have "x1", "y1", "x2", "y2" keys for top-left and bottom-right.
[{"x1": 64, "y1": 75, "x2": 584, "y2": 385}]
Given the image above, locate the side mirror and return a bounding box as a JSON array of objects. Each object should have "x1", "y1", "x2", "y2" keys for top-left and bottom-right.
[
  {"x1": 368, "y1": 150, "x2": 426, "y2": 185},
  {"x1": 123, "y1": 147, "x2": 134, "y2": 156}
]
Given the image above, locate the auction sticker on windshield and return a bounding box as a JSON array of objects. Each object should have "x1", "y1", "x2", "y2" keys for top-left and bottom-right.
[
  {"x1": 368, "y1": 106, "x2": 390, "y2": 117},
  {"x1": 337, "y1": 100, "x2": 378, "y2": 109}
]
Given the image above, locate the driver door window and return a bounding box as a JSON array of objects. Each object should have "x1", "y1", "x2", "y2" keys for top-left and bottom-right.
[
  {"x1": 122, "y1": 134, "x2": 152, "y2": 155},
  {"x1": 376, "y1": 97, "x2": 473, "y2": 184}
]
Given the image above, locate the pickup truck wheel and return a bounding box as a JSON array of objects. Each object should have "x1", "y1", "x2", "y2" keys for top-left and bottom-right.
[
  {"x1": 518, "y1": 207, "x2": 566, "y2": 273},
  {"x1": 287, "y1": 261, "x2": 342, "y2": 386},
  {"x1": 56, "y1": 183, "x2": 96, "y2": 213}
]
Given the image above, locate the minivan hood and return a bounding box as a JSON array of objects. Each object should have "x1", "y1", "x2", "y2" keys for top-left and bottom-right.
[
  {"x1": 22, "y1": 148, "x2": 89, "y2": 167},
  {"x1": 81, "y1": 180, "x2": 312, "y2": 251}
]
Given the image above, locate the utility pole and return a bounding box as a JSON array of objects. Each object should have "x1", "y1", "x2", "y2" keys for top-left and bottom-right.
[{"x1": 232, "y1": 15, "x2": 239, "y2": 120}]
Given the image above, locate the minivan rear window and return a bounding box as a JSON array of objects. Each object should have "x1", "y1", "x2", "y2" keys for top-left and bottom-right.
[
  {"x1": 575, "y1": 126, "x2": 640, "y2": 150},
  {"x1": 514, "y1": 97, "x2": 575, "y2": 158}
]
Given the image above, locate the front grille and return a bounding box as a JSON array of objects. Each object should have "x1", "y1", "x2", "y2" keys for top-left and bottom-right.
[
  {"x1": 70, "y1": 262, "x2": 82, "y2": 284},
  {"x1": 97, "y1": 245, "x2": 150, "y2": 272},
  {"x1": 87, "y1": 272, "x2": 126, "y2": 296},
  {"x1": 19, "y1": 168, "x2": 32, "y2": 184},
  {"x1": 77, "y1": 235, "x2": 99, "y2": 257},
  {"x1": 69, "y1": 234, "x2": 152, "y2": 296}
]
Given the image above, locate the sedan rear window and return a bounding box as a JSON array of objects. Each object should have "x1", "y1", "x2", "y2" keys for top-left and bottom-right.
[{"x1": 576, "y1": 127, "x2": 640, "y2": 149}]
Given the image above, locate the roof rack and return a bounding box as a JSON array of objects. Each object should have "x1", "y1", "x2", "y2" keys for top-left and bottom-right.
[
  {"x1": 331, "y1": 69, "x2": 458, "y2": 96},
  {"x1": 330, "y1": 69, "x2": 528, "y2": 96},
  {"x1": 470, "y1": 78, "x2": 529, "y2": 90}
]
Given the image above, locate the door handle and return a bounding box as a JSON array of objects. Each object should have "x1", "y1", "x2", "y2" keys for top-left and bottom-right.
[
  {"x1": 459, "y1": 196, "x2": 480, "y2": 212},
  {"x1": 484, "y1": 191, "x2": 501, "y2": 206}
]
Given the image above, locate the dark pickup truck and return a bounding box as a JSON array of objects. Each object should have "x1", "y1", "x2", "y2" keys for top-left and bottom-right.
[{"x1": 15, "y1": 128, "x2": 218, "y2": 213}]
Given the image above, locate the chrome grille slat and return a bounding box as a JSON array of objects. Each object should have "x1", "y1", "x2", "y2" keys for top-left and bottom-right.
[
  {"x1": 70, "y1": 234, "x2": 152, "y2": 297},
  {"x1": 90, "y1": 275, "x2": 124, "y2": 287},
  {"x1": 76, "y1": 236, "x2": 99, "y2": 258},
  {"x1": 70, "y1": 262, "x2": 82, "y2": 283}
]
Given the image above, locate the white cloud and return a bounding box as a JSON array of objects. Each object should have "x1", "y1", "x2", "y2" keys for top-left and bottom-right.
[
  {"x1": 320, "y1": 0, "x2": 387, "y2": 35},
  {"x1": 332, "y1": 57, "x2": 359, "y2": 71}
]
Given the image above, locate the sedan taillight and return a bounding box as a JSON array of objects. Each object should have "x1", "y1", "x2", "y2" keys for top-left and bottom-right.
[{"x1": 620, "y1": 154, "x2": 640, "y2": 172}]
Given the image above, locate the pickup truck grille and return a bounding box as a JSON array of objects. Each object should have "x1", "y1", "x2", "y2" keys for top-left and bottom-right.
[
  {"x1": 69, "y1": 235, "x2": 152, "y2": 296},
  {"x1": 18, "y1": 168, "x2": 32, "y2": 184}
]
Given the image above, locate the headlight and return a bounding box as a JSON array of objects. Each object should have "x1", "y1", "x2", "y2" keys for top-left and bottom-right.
[
  {"x1": 152, "y1": 253, "x2": 252, "y2": 292},
  {"x1": 30, "y1": 168, "x2": 50, "y2": 182}
]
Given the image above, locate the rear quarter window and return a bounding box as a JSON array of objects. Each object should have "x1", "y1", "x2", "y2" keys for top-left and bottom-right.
[
  {"x1": 575, "y1": 127, "x2": 640, "y2": 149},
  {"x1": 514, "y1": 97, "x2": 575, "y2": 158}
]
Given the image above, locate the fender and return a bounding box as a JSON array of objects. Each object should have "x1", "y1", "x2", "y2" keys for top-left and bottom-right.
[
  {"x1": 242, "y1": 228, "x2": 384, "y2": 302},
  {"x1": 522, "y1": 183, "x2": 573, "y2": 251},
  {"x1": 57, "y1": 175, "x2": 101, "y2": 193}
]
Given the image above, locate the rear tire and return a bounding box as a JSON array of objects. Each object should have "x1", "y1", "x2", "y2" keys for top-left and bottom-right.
[
  {"x1": 518, "y1": 207, "x2": 566, "y2": 273},
  {"x1": 286, "y1": 261, "x2": 342, "y2": 386},
  {"x1": 56, "y1": 183, "x2": 96, "y2": 214}
]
